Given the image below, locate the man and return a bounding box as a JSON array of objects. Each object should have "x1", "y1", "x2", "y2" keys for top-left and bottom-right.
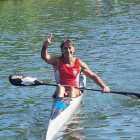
[{"x1": 41, "y1": 33, "x2": 110, "y2": 97}]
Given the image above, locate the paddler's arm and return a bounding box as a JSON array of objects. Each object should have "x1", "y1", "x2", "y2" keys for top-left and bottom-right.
[
  {"x1": 41, "y1": 33, "x2": 57, "y2": 65},
  {"x1": 79, "y1": 60, "x2": 110, "y2": 93}
]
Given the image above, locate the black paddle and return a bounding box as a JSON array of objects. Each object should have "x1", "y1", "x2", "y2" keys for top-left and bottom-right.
[{"x1": 9, "y1": 74, "x2": 140, "y2": 99}]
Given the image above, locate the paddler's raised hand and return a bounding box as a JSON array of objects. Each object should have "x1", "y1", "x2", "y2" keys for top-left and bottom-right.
[{"x1": 43, "y1": 33, "x2": 52, "y2": 47}]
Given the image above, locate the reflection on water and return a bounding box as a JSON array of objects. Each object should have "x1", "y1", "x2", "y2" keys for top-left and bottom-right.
[
  {"x1": 66, "y1": 119, "x2": 87, "y2": 140},
  {"x1": 56, "y1": 104, "x2": 87, "y2": 140},
  {"x1": 0, "y1": 0, "x2": 140, "y2": 140}
]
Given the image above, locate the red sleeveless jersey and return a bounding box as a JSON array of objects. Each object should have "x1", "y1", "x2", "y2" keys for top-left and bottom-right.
[{"x1": 55, "y1": 56, "x2": 80, "y2": 90}]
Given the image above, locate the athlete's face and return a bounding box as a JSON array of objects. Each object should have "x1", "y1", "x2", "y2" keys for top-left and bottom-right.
[{"x1": 61, "y1": 43, "x2": 75, "y2": 58}]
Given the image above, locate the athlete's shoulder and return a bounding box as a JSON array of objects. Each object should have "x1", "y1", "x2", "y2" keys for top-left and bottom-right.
[
  {"x1": 75, "y1": 57, "x2": 80, "y2": 61},
  {"x1": 79, "y1": 59, "x2": 88, "y2": 67}
]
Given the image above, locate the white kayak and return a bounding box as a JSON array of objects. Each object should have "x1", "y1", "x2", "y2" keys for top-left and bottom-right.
[{"x1": 46, "y1": 73, "x2": 86, "y2": 140}]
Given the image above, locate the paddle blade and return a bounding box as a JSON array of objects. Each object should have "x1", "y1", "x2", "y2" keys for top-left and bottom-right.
[
  {"x1": 9, "y1": 74, "x2": 42, "y2": 86},
  {"x1": 110, "y1": 91, "x2": 140, "y2": 99}
]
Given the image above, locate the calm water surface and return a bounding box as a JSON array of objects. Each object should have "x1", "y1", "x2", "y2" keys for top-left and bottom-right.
[{"x1": 0, "y1": 0, "x2": 140, "y2": 139}]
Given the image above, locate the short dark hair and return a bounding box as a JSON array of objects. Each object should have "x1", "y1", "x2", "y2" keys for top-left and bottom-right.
[{"x1": 60, "y1": 39, "x2": 75, "y2": 49}]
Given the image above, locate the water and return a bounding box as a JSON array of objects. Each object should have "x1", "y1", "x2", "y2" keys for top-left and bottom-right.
[{"x1": 0, "y1": 0, "x2": 140, "y2": 139}]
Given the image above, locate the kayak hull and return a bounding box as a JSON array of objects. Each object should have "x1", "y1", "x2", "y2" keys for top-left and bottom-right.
[
  {"x1": 46, "y1": 93, "x2": 84, "y2": 140},
  {"x1": 46, "y1": 73, "x2": 86, "y2": 140}
]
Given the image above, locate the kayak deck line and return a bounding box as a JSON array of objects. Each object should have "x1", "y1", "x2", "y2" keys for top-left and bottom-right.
[{"x1": 51, "y1": 98, "x2": 72, "y2": 120}]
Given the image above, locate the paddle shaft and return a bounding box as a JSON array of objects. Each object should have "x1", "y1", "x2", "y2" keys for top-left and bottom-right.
[
  {"x1": 38, "y1": 82, "x2": 140, "y2": 96},
  {"x1": 9, "y1": 74, "x2": 140, "y2": 99},
  {"x1": 18, "y1": 81, "x2": 140, "y2": 99}
]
